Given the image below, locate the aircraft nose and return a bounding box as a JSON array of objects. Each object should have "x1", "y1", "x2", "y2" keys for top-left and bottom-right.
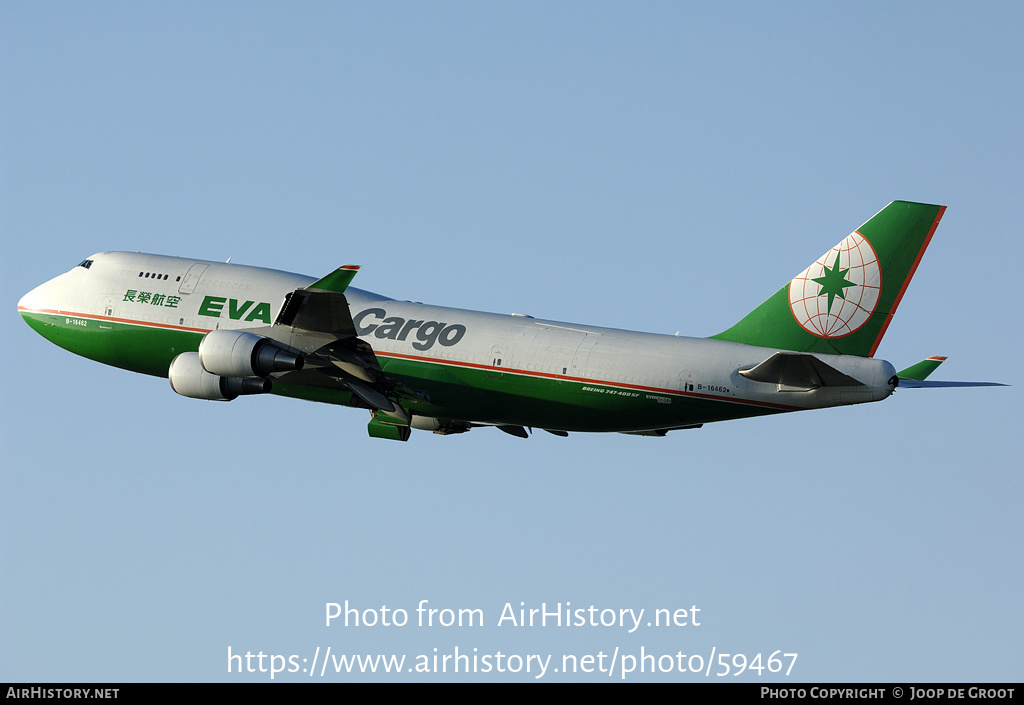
[
  {"x1": 18, "y1": 281, "x2": 51, "y2": 316},
  {"x1": 18, "y1": 275, "x2": 72, "y2": 345},
  {"x1": 18, "y1": 274, "x2": 69, "y2": 327}
]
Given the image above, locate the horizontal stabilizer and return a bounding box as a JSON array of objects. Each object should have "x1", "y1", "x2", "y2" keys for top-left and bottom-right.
[
  {"x1": 897, "y1": 379, "x2": 1007, "y2": 388},
  {"x1": 897, "y1": 356, "x2": 947, "y2": 381},
  {"x1": 896, "y1": 356, "x2": 1007, "y2": 388},
  {"x1": 740, "y1": 352, "x2": 864, "y2": 389}
]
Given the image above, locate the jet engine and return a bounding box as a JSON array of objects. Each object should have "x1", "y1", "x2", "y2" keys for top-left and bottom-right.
[
  {"x1": 198, "y1": 329, "x2": 304, "y2": 378},
  {"x1": 169, "y1": 352, "x2": 271, "y2": 401}
]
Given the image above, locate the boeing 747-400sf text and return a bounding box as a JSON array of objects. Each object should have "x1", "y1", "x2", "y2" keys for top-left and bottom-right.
[{"x1": 18, "y1": 201, "x2": 1002, "y2": 441}]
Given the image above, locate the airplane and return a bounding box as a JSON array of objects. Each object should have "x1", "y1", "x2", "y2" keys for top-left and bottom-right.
[{"x1": 17, "y1": 200, "x2": 1003, "y2": 441}]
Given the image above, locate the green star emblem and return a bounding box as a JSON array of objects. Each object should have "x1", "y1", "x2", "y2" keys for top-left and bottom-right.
[{"x1": 812, "y1": 253, "x2": 856, "y2": 312}]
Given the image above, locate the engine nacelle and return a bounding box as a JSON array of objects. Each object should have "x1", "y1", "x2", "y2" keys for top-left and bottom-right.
[
  {"x1": 198, "y1": 329, "x2": 304, "y2": 378},
  {"x1": 169, "y1": 352, "x2": 271, "y2": 401}
]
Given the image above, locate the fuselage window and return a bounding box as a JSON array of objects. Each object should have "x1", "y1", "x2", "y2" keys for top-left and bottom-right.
[{"x1": 77, "y1": 259, "x2": 93, "y2": 269}]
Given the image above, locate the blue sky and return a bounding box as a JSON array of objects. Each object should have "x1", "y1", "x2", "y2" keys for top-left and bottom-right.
[{"x1": 2, "y1": 2, "x2": 1021, "y2": 682}]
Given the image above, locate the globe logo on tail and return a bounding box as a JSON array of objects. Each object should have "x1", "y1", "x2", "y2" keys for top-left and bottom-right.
[{"x1": 788, "y1": 232, "x2": 881, "y2": 338}]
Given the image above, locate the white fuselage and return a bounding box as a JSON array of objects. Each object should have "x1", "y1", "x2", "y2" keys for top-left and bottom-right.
[{"x1": 19, "y1": 252, "x2": 897, "y2": 434}]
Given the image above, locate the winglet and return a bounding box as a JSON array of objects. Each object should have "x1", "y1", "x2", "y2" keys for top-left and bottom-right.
[
  {"x1": 897, "y1": 356, "x2": 947, "y2": 381},
  {"x1": 308, "y1": 265, "x2": 360, "y2": 293},
  {"x1": 275, "y1": 265, "x2": 361, "y2": 331}
]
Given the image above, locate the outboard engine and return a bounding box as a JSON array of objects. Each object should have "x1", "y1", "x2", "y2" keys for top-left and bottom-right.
[{"x1": 198, "y1": 329, "x2": 304, "y2": 378}]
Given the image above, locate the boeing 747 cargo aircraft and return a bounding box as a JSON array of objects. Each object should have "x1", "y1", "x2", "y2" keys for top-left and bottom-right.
[{"x1": 18, "y1": 201, "x2": 1002, "y2": 441}]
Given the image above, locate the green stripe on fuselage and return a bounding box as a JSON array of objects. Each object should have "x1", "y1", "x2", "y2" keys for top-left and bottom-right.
[
  {"x1": 20, "y1": 309, "x2": 782, "y2": 432},
  {"x1": 373, "y1": 355, "x2": 783, "y2": 432},
  {"x1": 20, "y1": 310, "x2": 203, "y2": 377}
]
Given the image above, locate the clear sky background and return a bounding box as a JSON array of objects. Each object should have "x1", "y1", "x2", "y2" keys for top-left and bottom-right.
[{"x1": 2, "y1": 1, "x2": 1021, "y2": 682}]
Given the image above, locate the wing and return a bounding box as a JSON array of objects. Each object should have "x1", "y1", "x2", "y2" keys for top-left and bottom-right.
[{"x1": 270, "y1": 265, "x2": 407, "y2": 415}]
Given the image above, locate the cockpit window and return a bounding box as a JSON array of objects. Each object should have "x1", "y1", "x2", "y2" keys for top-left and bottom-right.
[{"x1": 77, "y1": 259, "x2": 93, "y2": 269}]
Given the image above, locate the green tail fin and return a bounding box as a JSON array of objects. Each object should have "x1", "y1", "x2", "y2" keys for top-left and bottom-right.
[{"x1": 710, "y1": 201, "x2": 945, "y2": 357}]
